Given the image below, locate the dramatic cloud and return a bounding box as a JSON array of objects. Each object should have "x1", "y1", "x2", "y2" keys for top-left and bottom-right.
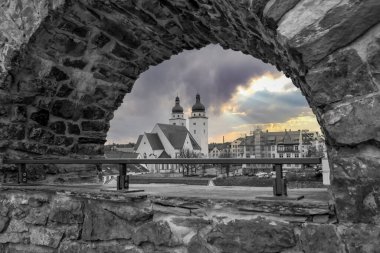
[{"x1": 106, "y1": 45, "x2": 320, "y2": 144}]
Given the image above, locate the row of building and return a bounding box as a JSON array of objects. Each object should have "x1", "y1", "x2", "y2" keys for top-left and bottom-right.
[{"x1": 209, "y1": 128, "x2": 326, "y2": 171}]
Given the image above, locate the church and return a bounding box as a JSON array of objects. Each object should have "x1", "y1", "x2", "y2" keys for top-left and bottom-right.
[{"x1": 134, "y1": 94, "x2": 208, "y2": 172}]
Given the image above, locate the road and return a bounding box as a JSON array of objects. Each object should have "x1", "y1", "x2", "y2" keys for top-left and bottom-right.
[{"x1": 104, "y1": 183, "x2": 329, "y2": 203}]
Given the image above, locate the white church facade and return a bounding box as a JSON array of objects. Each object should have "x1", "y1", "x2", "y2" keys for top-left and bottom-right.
[{"x1": 134, "y1": 94, "x2": 209, "y2": 172}]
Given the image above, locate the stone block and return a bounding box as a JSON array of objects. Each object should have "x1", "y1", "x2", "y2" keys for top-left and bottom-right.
[
  {"x1": 132, "y1": 221, "x2": 172, "y2": 246},
  {"x1": 47, "y1": 66, "x2": 69, "y2": 82},
  {"x1": 6, "y1": 219, "x2": 28, "y2": 233},
  {"x1": 0, "y1": 232, "x2": 30, "y2": 244},
  {"x1": 82, "y1": 106, "x2": 106, "y2": 120},
  {"x1": 49, "y1": 121, "x2": 66, "y2": 134},
  {"x1": 56, "y1": 83, "x2": 74, "y2": 97},
  {"x1": 67, "y1": 123, "x2": 80, "y2": 135},
  {"x1": 81, "y1": 121, "x2": 107, "y2": 132},
  {"x1": 11, "y1": 105, "x2": 26, "y2": 122},
  {"x1": 25, "y1": 206, "x2": 49, "y2": 225},
  {"x1": 82, "y1": 202, "x2": 133, "y2": 241},
  {"x1": 298, "y1": 224, "x2": 344, "y2": 253},
  {"x1": 30, "y1": 227, "x2": 63, "y2": 248},
  {"x1": 322, "y1": 94, "x2": 380, "y2": 145},
  {"x1": 52, "y1": 99, "x2": 81, "y2": 120},
  {"x1": 63, "y1": 58, "x2": 87, "y2": 69},
  {"x1": 338, "y1": 223, "x2": 380, "y2": 253},
  {"x1": 207, "y1": 217, "x2": 296, "y2": 253},
  {"x1": 0, "y1": 216, "x2": 9, "y2": 232},
  {"x1": 49, "y1": 197, "x2": 84, "y2": 224},
  {"x1": 58, "y1": 240, "x2": 142, "y2": 253},
  {"x1": 6, "y1": 244, "x2": 55, "y2": 253},
  {"x1": 305, "y1": 48, "x2": 377, "y2": 106},
  {"x1": 30, "y1": 109, "x2": 50, "y2": 126},
  {"x1": 91, "y1": 32, "x2": 111, "y2": 48}
]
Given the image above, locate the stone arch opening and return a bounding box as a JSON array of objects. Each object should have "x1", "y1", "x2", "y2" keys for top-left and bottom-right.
[{"x1": 0, "y1": 0, "x2": 379, "y2": 224}]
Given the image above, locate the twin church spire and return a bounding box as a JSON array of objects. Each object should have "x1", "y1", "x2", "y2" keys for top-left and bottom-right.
[{"x1": 169, "y1": 94, "x2": 208, "y2": 156}]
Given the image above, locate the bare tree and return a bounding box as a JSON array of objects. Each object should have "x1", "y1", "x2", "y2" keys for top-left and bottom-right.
[{"x1": 178, "y1": 149, "x2": 201, "y2": 176}]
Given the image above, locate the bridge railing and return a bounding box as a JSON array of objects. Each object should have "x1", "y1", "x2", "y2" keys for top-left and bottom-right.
[{"x1": 3, "y1": 158, "x2": 321, "y2": 197}]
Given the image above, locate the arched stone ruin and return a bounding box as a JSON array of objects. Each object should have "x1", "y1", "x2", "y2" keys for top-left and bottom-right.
[{"x1": 0, "y1": 0, "x2": 379, "y2": 227}]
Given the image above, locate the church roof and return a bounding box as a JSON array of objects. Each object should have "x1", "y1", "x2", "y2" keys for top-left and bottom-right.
[
  {"x1": 134, "y1": 135, "x2": 143, "y2": 151},
  {"x1": 145, "y1": 133, "x2": 164, "y2": 150},
  {"x1": 158, "y1": 150, "x2": 171, "y2": 158},
  {"x1": 192, "y1": 94, "x2": 205, "y2": 112},
  {"x1": 157, "y1": 123, "x2": 201, "y2": 150}
]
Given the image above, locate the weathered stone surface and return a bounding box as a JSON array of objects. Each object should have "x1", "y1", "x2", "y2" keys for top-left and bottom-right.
[
  {"x1": 6, "y1": 219, "x2": 28, "y2": 233},
  {"x1": 0, "y1": 216, "x2": 9, "y2": 232},
  {"x1": 298, "y1": 224, "x2": 344, "y2": 253},
  {"x1": 49, "y1": 197, "x2": 83, "y2": 224},
  {"x1": 207, "y1": 217, "x2": 296, "y2": 253},
  {"x1": 321, "y1": 95, "x2": 380, "y2": 145},
  {"x1": 278, "y1": 0, "x2": 380, "y2": 66},
  {"x1": 49, "y1": 121, "x2": 66, "y2": 134},
  {"x1": 51, "y1": 100, "x2": 79, "y2": 120},
  {"x1": 0, "y1": 232, "x2": 29, "y2": 244},
  {"x1": 30, "y1": 109, "x2": 50, "y2": 126},
  {"x1": 338, "y1": 223, "x2": 380, "y2": 253},
  {"x1": 81, "y1": 121, "x2": 107, "y2": 132},
  {"x1": 263, "y1": 0, "x2": 300, "y2": 24},
  {"x1": 6, "y1": 244, "x2": 55, "y2": 253},
  {"x1": 30, "y1": 227, "x2": 63, "y2": 248},
  {"x1": 132, "y1": 221, "x2": 172, "y2": 247},
  {"x1": 188, "y1": 235, "x2": 214, "y2": 253},
  {"x1": 56, "y1": 83, "x2": 74, "y2": 97},
  {"x1": 67, "y1": 123, "x2": 80, "y2": 135},
  {"x1": 305, "y1": 49, "x2": 377, "y2": 106},
  {"x1": 25, "y1": 206, "x2": 49, "y2": 225},
  {"x1": 82, "y1": 202, "x2": 133, "y2": 241},
  {"x1": 58, "y1": 240, "x2": 142, "y2": 253}
]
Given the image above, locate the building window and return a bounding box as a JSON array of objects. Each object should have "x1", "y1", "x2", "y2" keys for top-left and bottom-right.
[
  {"x1": 286, "y1": 153, "x2": 291, "y2": 158},
  {"x1": 182, "y1": 123, "x2": 184, "y2": 126},
  {"x1": 272, "y1": 154, "x2": 275, "y2": 158},
  {"x1": 173, "y1": 123, "x2": 176, "y2": 125},
  {"x1": 194, "y1": 130, "x2": 196, "y2": 134},
  {"x1": 203, "y1": 122, "x2": 205, "y2": 126},
  {"x1": 204, "y1": 129, "x2": 205, "y2": 133},
  {"x1": 279, "y1": 154, "x2": 283, "y2": 158},
  {"x1": 199, "y1": 113, "x2": 201, "y2": 116},
  {"x1": 193, "y1": 123, "x2": 196, "y2": 125},
  {"x1": 295, "y1": 153, "x2": 299, "y2": 158},
  {"x1": 295, "y1": 145, "x2": 299, "y2": 151}
]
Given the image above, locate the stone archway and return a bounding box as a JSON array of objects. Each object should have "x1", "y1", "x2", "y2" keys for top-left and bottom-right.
[{"x1": 0, "y1": 0, "x2": 379, "y2": 225}]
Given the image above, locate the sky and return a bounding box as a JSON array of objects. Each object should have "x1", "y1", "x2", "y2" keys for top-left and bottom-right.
[{"x1": 106, "y1": 44, "x2": 320, "y2": 144}]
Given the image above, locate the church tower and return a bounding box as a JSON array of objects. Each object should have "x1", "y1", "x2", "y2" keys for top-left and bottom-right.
[
  {"x1": 189, "y1": 94, "x2": 208, "y2": 157},
  {"x1": 169, "y1": 96, "x2": 186, "y2": 127}
]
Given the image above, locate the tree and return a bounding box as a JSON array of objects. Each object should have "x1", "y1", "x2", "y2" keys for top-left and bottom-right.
[
  {"x1": 219, "y1": 152, "x2": 232, "y2": 177},
  {"x1": 178, "y1": 149, "x2": 201, "y2": 176}
]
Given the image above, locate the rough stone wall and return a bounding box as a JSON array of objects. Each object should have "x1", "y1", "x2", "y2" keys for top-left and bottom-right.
[
  {"x1": 1, "y1": 189, "x2": 378, "y2": 253},
  {"x1": 0, "y1": 0, "x2": 379, "y2": 226}
]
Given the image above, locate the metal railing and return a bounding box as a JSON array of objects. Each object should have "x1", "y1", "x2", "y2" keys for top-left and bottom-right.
[{"x1": 3, "y1": 158, "x2": 321, "y2": 197}]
